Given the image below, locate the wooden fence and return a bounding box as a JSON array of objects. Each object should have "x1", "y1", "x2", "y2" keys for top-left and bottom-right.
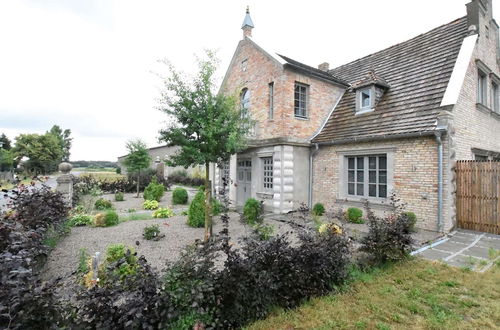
[{"x1": 455, "y1": 161, "x2": 500, "y2": 234}]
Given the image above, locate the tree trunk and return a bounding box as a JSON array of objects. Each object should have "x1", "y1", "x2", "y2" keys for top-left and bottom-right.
[
  {"x1": 136, "y1": 169, "x2": 140, "y2": 198},
  {"x1": 204, "y1": 162, "x2": 212, "y2": 241}
]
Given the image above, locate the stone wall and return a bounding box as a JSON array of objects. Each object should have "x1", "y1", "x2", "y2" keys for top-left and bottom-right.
[
  {"x1": 313, "y1": 137, "x2": 444, "y2": 231},
  {"x1": 453, "y1": 5, "x2": 500, "y2": 160}
]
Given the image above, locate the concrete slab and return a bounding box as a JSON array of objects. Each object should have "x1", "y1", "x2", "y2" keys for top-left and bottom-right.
[
  {"x1": 419, "y1": 248, "x2": 452, "y2": 261},
  {"x1": 446, "y1": 254, "x2": 478, "y2": 269},
  {"x1": 477, "y1": 238, "x2": 500, "y2": 250},
  {"x1": 447, "y1": 235, "x2": 476, "y2": 244},
  {"x1": 434, "y1": 241, "x2": 468, "y2": 252},
  {"x1": 462, "y1": 246, "x2": 491, "y2": 259}
]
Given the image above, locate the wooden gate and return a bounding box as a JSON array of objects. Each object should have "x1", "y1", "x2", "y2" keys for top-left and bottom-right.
[{"x1": 455, "y1": 161, "x2": 500, "y2": 234}]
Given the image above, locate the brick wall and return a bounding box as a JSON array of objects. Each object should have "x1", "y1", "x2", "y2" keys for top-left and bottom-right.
[
  {"x1": 453, "y1": 8, "x2": 500, "y2": 160},
  {"x1": 220, "y1": 38, "x2": 344, "y2": 142},
  {"x1": 313, "y1": 137, "x2": 442, "y2": 231}
]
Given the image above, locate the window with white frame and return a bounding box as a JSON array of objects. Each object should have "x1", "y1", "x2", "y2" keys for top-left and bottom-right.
[
  {"x1": 241, "y1": 88, "x2": 250, "y2": 117},
  {"x1": 294, "y1": 82, "x2": 308, "y2": 118},
  {"x1": 347, "y1": 155, "x2": 387, "y2": 198},
  {"x1": 492, "y1": 81, "x2": 499, "y2": 113},
  {"x1": 356, "y1": 87, "x2": 373, "y2": 113},
  {"x1": 262, "y1": 157, "x2": 273, "y2": 191},
  {"x1": 477, "y1": 70, "x2": 488, "y2": 105}
]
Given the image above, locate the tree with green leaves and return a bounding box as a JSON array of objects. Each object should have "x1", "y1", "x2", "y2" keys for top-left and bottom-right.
[
  {"x1": 157, "y1": 50, "x2": 250, "y2": 240},
  {"x1": 13, "y1": 133, "x2": 63, "y2": 174},
  {"x1": 0, "y1": 133, "x2": 12, "y2": 150},
  {"x1": 123, "y1": 139, "x2": 151, "y2": 198},
  {"x1": 48, "y1": 125, "x2": 72, "y2": 161},
  {"x1": 0, "y1": 148, "x2": 14, "y2": 172}
]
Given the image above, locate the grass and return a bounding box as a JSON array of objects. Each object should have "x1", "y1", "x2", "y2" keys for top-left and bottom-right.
[
  {"x1": 248, "y1": 259, "x2": 500, "y2": 330},
  {"x1": 79, "y1": 172, "x2": 125, "y2": 182},
  {"x1": 73, "y1": 167, "x2": 117, "y2": 173}
]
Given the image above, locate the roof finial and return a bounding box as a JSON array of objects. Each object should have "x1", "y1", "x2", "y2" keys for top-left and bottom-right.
[{"x1": 241, "y1": 6, "x2": 254, "y2": 38}]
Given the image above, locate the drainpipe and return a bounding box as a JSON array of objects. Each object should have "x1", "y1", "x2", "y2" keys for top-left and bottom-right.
[
  {"x1": 435, "y1": 131, "x2": 443, "y2": 232},
  {"x1": 308, "y1": 143, "x2": 319, "y2": 208}
]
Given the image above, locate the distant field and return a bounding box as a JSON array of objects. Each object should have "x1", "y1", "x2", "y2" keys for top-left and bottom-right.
[
  {"x1": 72, "y1": 167, "x2": 117, "y2": 173},
  {"x1": 78, "y1": 171, "x2": 125, "y2": 182}
]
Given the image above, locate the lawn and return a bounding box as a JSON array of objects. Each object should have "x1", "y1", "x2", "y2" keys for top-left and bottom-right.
[{"x1": 248, "y1": 259, "x2": 500, "y2": 330}]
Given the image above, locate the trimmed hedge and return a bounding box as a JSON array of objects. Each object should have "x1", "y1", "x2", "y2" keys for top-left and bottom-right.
[{"x1": 172, "y1": 187, "x2": 188, "y2": 204}]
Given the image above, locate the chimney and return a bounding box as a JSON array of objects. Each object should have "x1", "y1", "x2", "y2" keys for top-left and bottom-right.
[
  {"x1": 241, "y1": 6, "x2": 254, "y2": 38},
  {"x1": 318, "y1": 62, "x2": 330, "y2": 71},
  {"x1": 466, "y1": 0, "x2": 493, "y2": 34}
]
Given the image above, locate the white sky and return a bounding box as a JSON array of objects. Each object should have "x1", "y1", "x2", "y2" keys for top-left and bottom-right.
[{"x1": 0, "y1": 0, "x2": 497, "y2": 161}]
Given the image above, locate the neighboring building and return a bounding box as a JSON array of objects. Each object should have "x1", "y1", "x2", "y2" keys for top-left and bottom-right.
[
  {"x1": 211, "y1": 0, "x2": 500, "y2": 232},
  {"x1": 117, "y1": 145, "x2": 202, "y2": 178}
]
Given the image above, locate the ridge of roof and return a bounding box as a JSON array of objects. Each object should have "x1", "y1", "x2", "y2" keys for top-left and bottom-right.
[
  {"x1": 330, "y1": 16, "x2": 468, "y2": 78},
  {"x1": 277, "y1": 54, "x2": 349, "y2": 87}
]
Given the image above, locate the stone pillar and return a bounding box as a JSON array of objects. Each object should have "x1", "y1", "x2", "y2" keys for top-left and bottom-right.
[
  {"x1": 155, "y1": 156, "x2": 165, "y2": 181},
  {"x1": 56, "y1": 162, "x2": 73, "y2": 205}
]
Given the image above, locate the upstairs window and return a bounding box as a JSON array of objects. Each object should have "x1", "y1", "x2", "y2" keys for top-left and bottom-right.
[
  {"x1": 268, "y1": 82, "x2": 274, "y2": 119},
  {"x1": 477, "y1": 70, "x2": 487, "y2": 105},
  {"x1": 355, "y1": 87, "x2": 374, "y2": 114},
  {"x1": 492, "y1": 81, "x2": 499, "y2": 113},
  {"x1": 294, "y1": 82, "x2": 308, "y2": 118},
  {"x1": 241, "y1": 88, "x2": 250, "y2": 118}
]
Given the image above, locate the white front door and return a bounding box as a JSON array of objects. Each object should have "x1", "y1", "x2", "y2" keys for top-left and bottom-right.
[{"x1": 237, "y1": 159, "x2": 252, "y2": 206}]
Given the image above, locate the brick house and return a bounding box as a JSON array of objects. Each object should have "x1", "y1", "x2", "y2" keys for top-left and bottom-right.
[{"x1": 211, "y1": 0, "x2": 500, "y2": 232}]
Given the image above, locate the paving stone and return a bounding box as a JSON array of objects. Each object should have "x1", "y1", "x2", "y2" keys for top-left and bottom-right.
[
  {"x1": 477, "y1": 238, "x2": 500, "y2": 250},
  {"x1": 448, "y1": 235, "x2": 477, "y2": 245},
  {"x1": 462, "y1": 246, "x2": 491, "y2": 259},
  {"x1": 419, "y1": 248, "x2": 452, "y2": 261},
  {"x1": 433, "y1": 241, "x2": 467, "y2": 252},
  {"x1": 446, "y1": 254, "x2": 478, "y2": 269}
]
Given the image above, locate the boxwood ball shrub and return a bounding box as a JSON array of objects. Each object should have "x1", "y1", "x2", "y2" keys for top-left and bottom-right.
[
  {"x1": 312, "y1": 202, "x2": 325, "y2": 216},
  {"x1": 346, "y1": 207, "x2": 364, "y2": 223},
  {"x1": 172, "y1": 187, "x2": 188, "y2": 204},
  {"x1": 402, "y1": 211, "x2": 417, "y2": 231},
  {"x1": 143, "y1": 200, "x2": 159, "y2": 210},
  {"x1": 143, "y1": 177, "x2": 165, "y2": 202},
  {"x1": 115, "y1": 192, "x2": 125, "y2": 202},
  {"x1": 143, "y1": 224, "x2": 161, "y2": 240},
  {"x1": 243, "y1": 198, "x2": 263, "y2": 225},
  {"x1": 104, "y1": 210, "x2": 119, "y2": 226},
  {"x1": 95, "y1": 198, "x2": 113, "y2": 210}
]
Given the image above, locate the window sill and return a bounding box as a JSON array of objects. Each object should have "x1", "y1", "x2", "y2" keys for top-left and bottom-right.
[
  {"x1": 476, "y1": 103, "x2": 500, "y2": 119},
  {"x1": 294, "y1": 116, "x2": 309, "y2": 121},
  {"x1": 355, "y1": 108, "x2": 374, "y2": 115},
  {"x1": 256, "y1": 191, "x2": 274, "y2": 199},
  {"x1": 336, "y1": 197, "x2": 393, "y2": 210}
]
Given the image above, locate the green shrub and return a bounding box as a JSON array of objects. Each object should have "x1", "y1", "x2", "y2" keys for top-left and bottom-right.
[
  {"x1": 77, "y1": 248, "x2": 90, "y2": 274},
  {"x1": 143, "y1": 177, "x2": 165, "y2": 202},
  {"x1": 312, "y1": 203, "x2": 325, "y2": 216},
  {"x1": 152, "y1": 207, "x2": 174, "y2": 218},
  {"x1": 346, "y1": 207, "x2": 364, "y2": 224},
  {"x1": 172, "y1": 187, "x2": 188, "y2": 204},
  {"x1": 187, "y1": 190, "x2": 205, "y2": 227},
  {"x1": 94, "y1": 198, "x2": 113, "y2": 210},
  {"x1": 116, "y1": 167, "x2": 121, "y2": 174},
  {"x1": 68, "y1": 213, "x2": 93, "y2": 227},
  {"x1": 212, "y1": 198, "x2": 222, "y2": 216},
  {"x1": 253, "y1": 223, "x2": 274, "y2": 240},
  {"x1": 143, "y1": 224, "x2": 162, "y2": 240},
  {"x1": 243, "y1": 198, "x2": 263, "y2": 225},
  {"x1": 143, "y1": 200, "x2": 159, "y2": 210},
  {"x1": 103, "y1": 210, "x2": 119, "y2": 226},
  {"x1": 104, "y1": 244, "x2": 138, "y2": 280},
  {"x1": 402, "y1": 211, "x2": 417, "y2": 232},
  {"x1": 115, "y1": 192, "x2": 125, "y2": 202}
]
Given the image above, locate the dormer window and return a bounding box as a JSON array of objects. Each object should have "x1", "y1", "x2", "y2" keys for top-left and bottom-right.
[
  {"x1": 360, "y1": 88, "x2": 372, "y2": 109},
  {"x1": 356, "y1": 86, "x2": 374, "y2": 114}
]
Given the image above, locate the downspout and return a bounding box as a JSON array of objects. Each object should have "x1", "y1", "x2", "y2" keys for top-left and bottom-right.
[
  {"x1": 435, "y1": 131, "x2": 443, "y2": 232},
  {"x1": 308, "y1": 143, "x2": 319, "y2": 208}
]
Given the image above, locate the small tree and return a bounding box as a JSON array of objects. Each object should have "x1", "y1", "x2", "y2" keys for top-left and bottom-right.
[
  {"x1": 123, "y1": 139, "x2": 151, "y2": 198},
  {"x1": 48, "y1": 125, "x2": 72, "y2": 161},
  {"x1": 13, "y1": 133, "x2": 64, "y2": 174},
  {"x1": 157, "y1": 50, "x2": 250, "y2": 240}
]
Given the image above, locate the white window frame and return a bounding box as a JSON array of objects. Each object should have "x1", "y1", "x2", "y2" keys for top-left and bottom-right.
[
  {"x1": 261, "y1": 156, "x2": 273, "y2": 192},
  {"x1": 478, "y1": 69, "x2": 488, "y2": 106},
  {"x1": 355, "y1": 86, "x2": 375, "y2": 114},
  {"x1": 491, "y1": 77, "x2": 500, "y2": 113},
  {"x1": 294, "y1": 82, "x2": 308, "y2": 118},
  {"x1": 338, "y1": 148, "x2": 394, "y2": 203}
]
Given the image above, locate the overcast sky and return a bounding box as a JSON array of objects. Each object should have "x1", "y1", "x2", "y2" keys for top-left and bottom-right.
[{"x1": 0, "y1": 0, "x2": 497, "y2": 161}]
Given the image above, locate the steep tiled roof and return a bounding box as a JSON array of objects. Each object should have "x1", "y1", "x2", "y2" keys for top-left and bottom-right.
[
  {"x1": 312, "y1": 17, "x2": 468, "y2": 143},
  {"x1": 277, "y1": 54, "x2": 349, "y2": 87}
]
